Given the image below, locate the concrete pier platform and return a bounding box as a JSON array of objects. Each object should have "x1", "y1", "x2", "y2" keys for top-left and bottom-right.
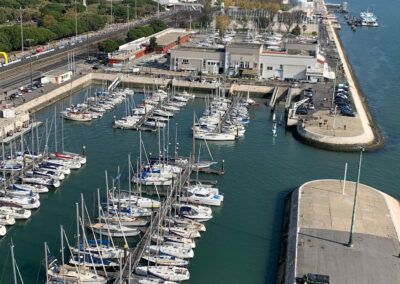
[{"x1": 280, "y1": 179, "x2": 400, "y2": 283}]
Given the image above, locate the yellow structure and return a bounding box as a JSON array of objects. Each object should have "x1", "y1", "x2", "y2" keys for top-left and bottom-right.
[{"x1": 0, "y1": 52, "x2": 8, "y2": 64}]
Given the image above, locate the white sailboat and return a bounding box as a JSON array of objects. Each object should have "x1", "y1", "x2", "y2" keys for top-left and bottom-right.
[
  {"x1": 0, "y1": 206, "x2": 31, "y2": 219},
  {"x1": 135, "y1": 266, "x2": 190, "y2": 282},
  {"x1": 146, "y1": 245, "x2": 194, "y2": 259},
  {"x1": 89, "y1": 222, "x2": 140, "y2": 237}
]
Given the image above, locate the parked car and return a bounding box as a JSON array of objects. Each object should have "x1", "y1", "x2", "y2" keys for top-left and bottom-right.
[
  {"x1": 296, "y1": 106, "x2": 308, "y2": 115},
  {"x1": 341, "y1": 109, "x2": 355, "y2": 117},
  {"x1": 36, "y1": 48, "x2": 44, "y2": 53}
]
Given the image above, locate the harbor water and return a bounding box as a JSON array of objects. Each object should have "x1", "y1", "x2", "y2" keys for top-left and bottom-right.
[{"x1": 0, "y1": 0, "x2": 399, "y2": 282}]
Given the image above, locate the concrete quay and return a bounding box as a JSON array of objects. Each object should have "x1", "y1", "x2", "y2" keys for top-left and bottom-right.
[
  {"x1": 294, "y1": 0, "x2": 383, "y2": 151},
  {"x1": 277, "y1": 179, "x2": 400, "y2": 284}
]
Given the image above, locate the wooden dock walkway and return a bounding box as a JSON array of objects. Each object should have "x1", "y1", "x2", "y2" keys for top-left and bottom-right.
[{"x1": 113, "y1": 166, "x2": 192, "y2": 283}]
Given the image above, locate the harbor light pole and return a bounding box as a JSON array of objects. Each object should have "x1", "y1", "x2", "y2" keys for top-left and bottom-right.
[
  {"x1": 26, "y1": 38, "x2": 33, "y2": 89},
  {"x1": 331, "y1": 56, "x2": 339, "y2": 110},
  {"x1": 347, "y1": 147, "x2": 364, "y2": 247}
]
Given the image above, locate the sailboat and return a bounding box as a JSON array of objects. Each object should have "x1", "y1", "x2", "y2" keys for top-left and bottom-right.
[
  {"x1": 0, "y1": 206, "x2": 31, "y2": 219},
  {"x1": 0, "y1": 224, "x2": 6, "y2": 236},
  {"x1": 135, "y1": 266, "x2": 190, "y2": 282},
  {"x1": 146, "y1": 245, "x2": 194, "y2": 259}
]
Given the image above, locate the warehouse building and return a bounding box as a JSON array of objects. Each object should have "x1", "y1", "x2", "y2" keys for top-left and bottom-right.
[
  {"x1": 108, "y1": 28, "x2": 190, "y2": 66},
  {"x1": 169, "y1": 37, "x2": 325, "y2": 81}
]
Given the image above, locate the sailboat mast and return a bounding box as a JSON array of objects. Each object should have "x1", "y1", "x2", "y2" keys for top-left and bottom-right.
[
  {"x1": 10, "y1": 241, "x2": 17, "y2": 284},
  {"x1": 35, "y1": 114, "x2": 39, "y2": 155},
  {"x1": 44, "y1": 242, "x2": 49, "y2": 283},
  {"x1": 75, "y1": 203, "x2": 80, "y2": 263},
  {"x1": 192, "y1": 112, "x2": 196, "y2": 163},
  {"x1": 60, "y1": 225, "x2": 65, "y2": 268},
  {"x1": 61, "y1": 109, "x2": 65, "y2": 152},
  {"x1": 54, "y1": 106, "x2": 57, "y2": 153}
]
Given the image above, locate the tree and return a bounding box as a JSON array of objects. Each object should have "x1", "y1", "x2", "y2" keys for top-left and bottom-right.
[
  {"x1": 127, "y1": 26, "x2": 154, "y2": 41},
  {"x1": 258, "y1": 16, "x2": 270, "y2": 31},
  {"x1": 302, "y1": 24, "x2": 307, "y2": 33},
  {"x1": 149, "y1": 36, "x2": 157, "y2": 52},
  {"x1": 292, "y1": 10, "x2": 303, "y2": 25},
  {"x1": 22, "y1": 11, "x2": 31, "y2": 22},
  {"x1": 282, "y1": 11, "x2": 294, "y2": 33},
  {"x1": 0, "y1": 32, "x2": 12, "y2": 52},
  {"x1": 0, "y1": 9, "x2": 7, "y2": 24},
  {"x1": 216, "y1": 15, "x2": 230, "y2": 34},
  {"x1": 177, "y1": 36, "x2": 181, "y2": 45},
  {"x1": 87, "y1": 14, "x2": 105, "y2": 31},
  {"x1": 291, "y1": 25, "x2": 301, "y2": 36},
  {"x1": 150, "y1": 19, "x2": 167, "y2": 33},
  {"x1": 116, "y1": 38, "x2": 126, "y2": 46},
  {"x1": 41, "y1": 14, "x2": 57, "y2": 28},
  {"x1": 99, "y1": 39, "x2": 119, "y2": 53}
]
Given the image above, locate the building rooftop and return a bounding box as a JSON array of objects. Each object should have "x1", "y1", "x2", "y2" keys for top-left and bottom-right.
[
  {"x1": 156, "y1": 31, "x2": 191, "y2": 47},
  {"x1": 172, "y1": 45, "x2": 224, "y2": 53},
  {"x1": 227, "y1": 42, "x2": 262, "y2": 49}
]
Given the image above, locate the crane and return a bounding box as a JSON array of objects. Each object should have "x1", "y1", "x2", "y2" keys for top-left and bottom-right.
[{"x1": 291, "y1": 98, "x2": 310, "y2": 118}]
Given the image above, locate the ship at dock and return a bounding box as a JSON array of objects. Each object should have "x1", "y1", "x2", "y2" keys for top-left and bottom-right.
[{"x1": 359, "y1": 11, "x2": 379, "y2": 27}]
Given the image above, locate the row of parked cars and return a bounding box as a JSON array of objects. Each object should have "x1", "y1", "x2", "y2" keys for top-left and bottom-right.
[
  {"x1": 10, "y1": 82, "x2": 43, "y2": 99},
  {"x1": 334, "y1": 83, "x2": 355, "y2": 117}
]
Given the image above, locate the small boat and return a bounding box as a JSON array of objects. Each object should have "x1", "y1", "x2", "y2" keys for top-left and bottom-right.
[
  {"x1": 69, "y1": 253, "x2": 119, "y2": 268},
  {"x1": 53, "y1": 151, "x2": 87, "y2": 165},
  {"x1": 135, "y1": 266, "x2": 190, "y2": 282},
  {"x1": 0, "y1": 195, "x2": 40, "y2": 209},
  {"x1": 0, "y1": 213, "x2": 16, "y2": 225},
  {"x1": 62, "y1": 111, "x2": 93, "y2": 122},
  {"x1": 151, "y1": 234, "x2": 196, "y2": 249},
  {"x1": 142, "y1": 252, "x2": 189, "y2": 266},
  {"x1": 164, "y1": 217, "x2": 206, "y2": 232},
  {"x1": 0, "y1": 225, "x2": 6, "y2": 236},
  {"x1": 147, "y1": 245, "x2": 194, "y2": 259},
  {"x1": 47, "y1": 258, "x2": 107, "y2": 284},
  {"x1": 101, "y1": 213, "x2": 148, "y2": 226},
  {"x1": 161, "y1": 226, "x2": 200, "y2": 239},
  {"x1": 12, "y1": 183, "x2": 49, "y2": 194},
  {"x1": 21, "y1": 176, "x2": 60, "y2": 188},
  {"x1": 176, "y1": 205, "x2": 213, "y2": 222},
  {"x1": 179, "y1": 187, "x2": 223, "y2": 206},
  {"x1": 71, "y1": 240, "x2": 124, "y2": 259},
  {"x1": 0, "y1": 206, "x2": 31, "y2": 219},
  {"x1": 194, "y1": 132, "x2": 236, "y2": 141},
  {"x1": 89, "y1": 222, "x2": 140, "y2": 237}
]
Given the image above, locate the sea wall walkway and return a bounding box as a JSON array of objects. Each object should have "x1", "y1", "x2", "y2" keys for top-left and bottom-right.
[{"x1": 281, "y1": 179, "x2": 400, "y2": 283}]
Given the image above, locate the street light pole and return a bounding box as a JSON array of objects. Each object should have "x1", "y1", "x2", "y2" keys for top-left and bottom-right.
[
  {"x1": 26, "y1": 38, "x2": 33, "y2": 89},
  {"x1": 347, "y1": 147, "x2": 364, "y2": 247},
  {"x1": 20, "y1": 7, "x2": 24, "y2": 55},
  {"x1": 331, "y1": 57, "x2": 339, "y2": 110}
]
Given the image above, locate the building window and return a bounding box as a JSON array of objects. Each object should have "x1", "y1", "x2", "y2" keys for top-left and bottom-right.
[
  {"x1": 240, "y1": 61, "x2": 244, "y2": 68},
  {"x1": 245, "y1": 61, "x2": 249, "y2": 69},
  {"x1": 267, "y1": 66, "x2": 273, "y2": 70},
  {"x1": 182, "y1": 59, "x2": 189, "y2": 64},
  {"x1": 254, "y1": 63, "x2": 257, "y2": 68},
  {"x1": 280, "y1": 64, "x2": 283, "y2": 70}
]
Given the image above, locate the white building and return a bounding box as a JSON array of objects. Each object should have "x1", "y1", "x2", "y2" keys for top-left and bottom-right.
[{"x1": 41, "y1": 70, "x2": 72, "y2": 84}]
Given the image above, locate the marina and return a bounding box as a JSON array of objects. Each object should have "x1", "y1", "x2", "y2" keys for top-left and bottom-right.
[{"x1": 0, "y1": 0, "x2": 398, "y2": 283}]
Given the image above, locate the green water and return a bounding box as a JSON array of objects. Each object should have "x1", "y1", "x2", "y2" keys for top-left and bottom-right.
[{"x1": 0, "y1": 0, "x2": 400, "y2": 283}]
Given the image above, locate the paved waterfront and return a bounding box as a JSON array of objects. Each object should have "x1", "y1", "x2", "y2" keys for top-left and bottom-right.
[
  {"x1": 294, "y1": 179, "x2": 400, "y2": 283},
  {"x1": 297, "y1": 0, "x2": 379, "y2": 150}
]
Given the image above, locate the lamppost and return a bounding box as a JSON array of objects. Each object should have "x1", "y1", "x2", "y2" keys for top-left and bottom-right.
[
  {"x1": 347, "y1": 147, "x2": 364, "y2": 247},
  {"x1": 331, "y1": 56, "x2": 339, "y2": 110},
  {"x1": 26, "y1": 38, "x2": 33, "y2": 89}
]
